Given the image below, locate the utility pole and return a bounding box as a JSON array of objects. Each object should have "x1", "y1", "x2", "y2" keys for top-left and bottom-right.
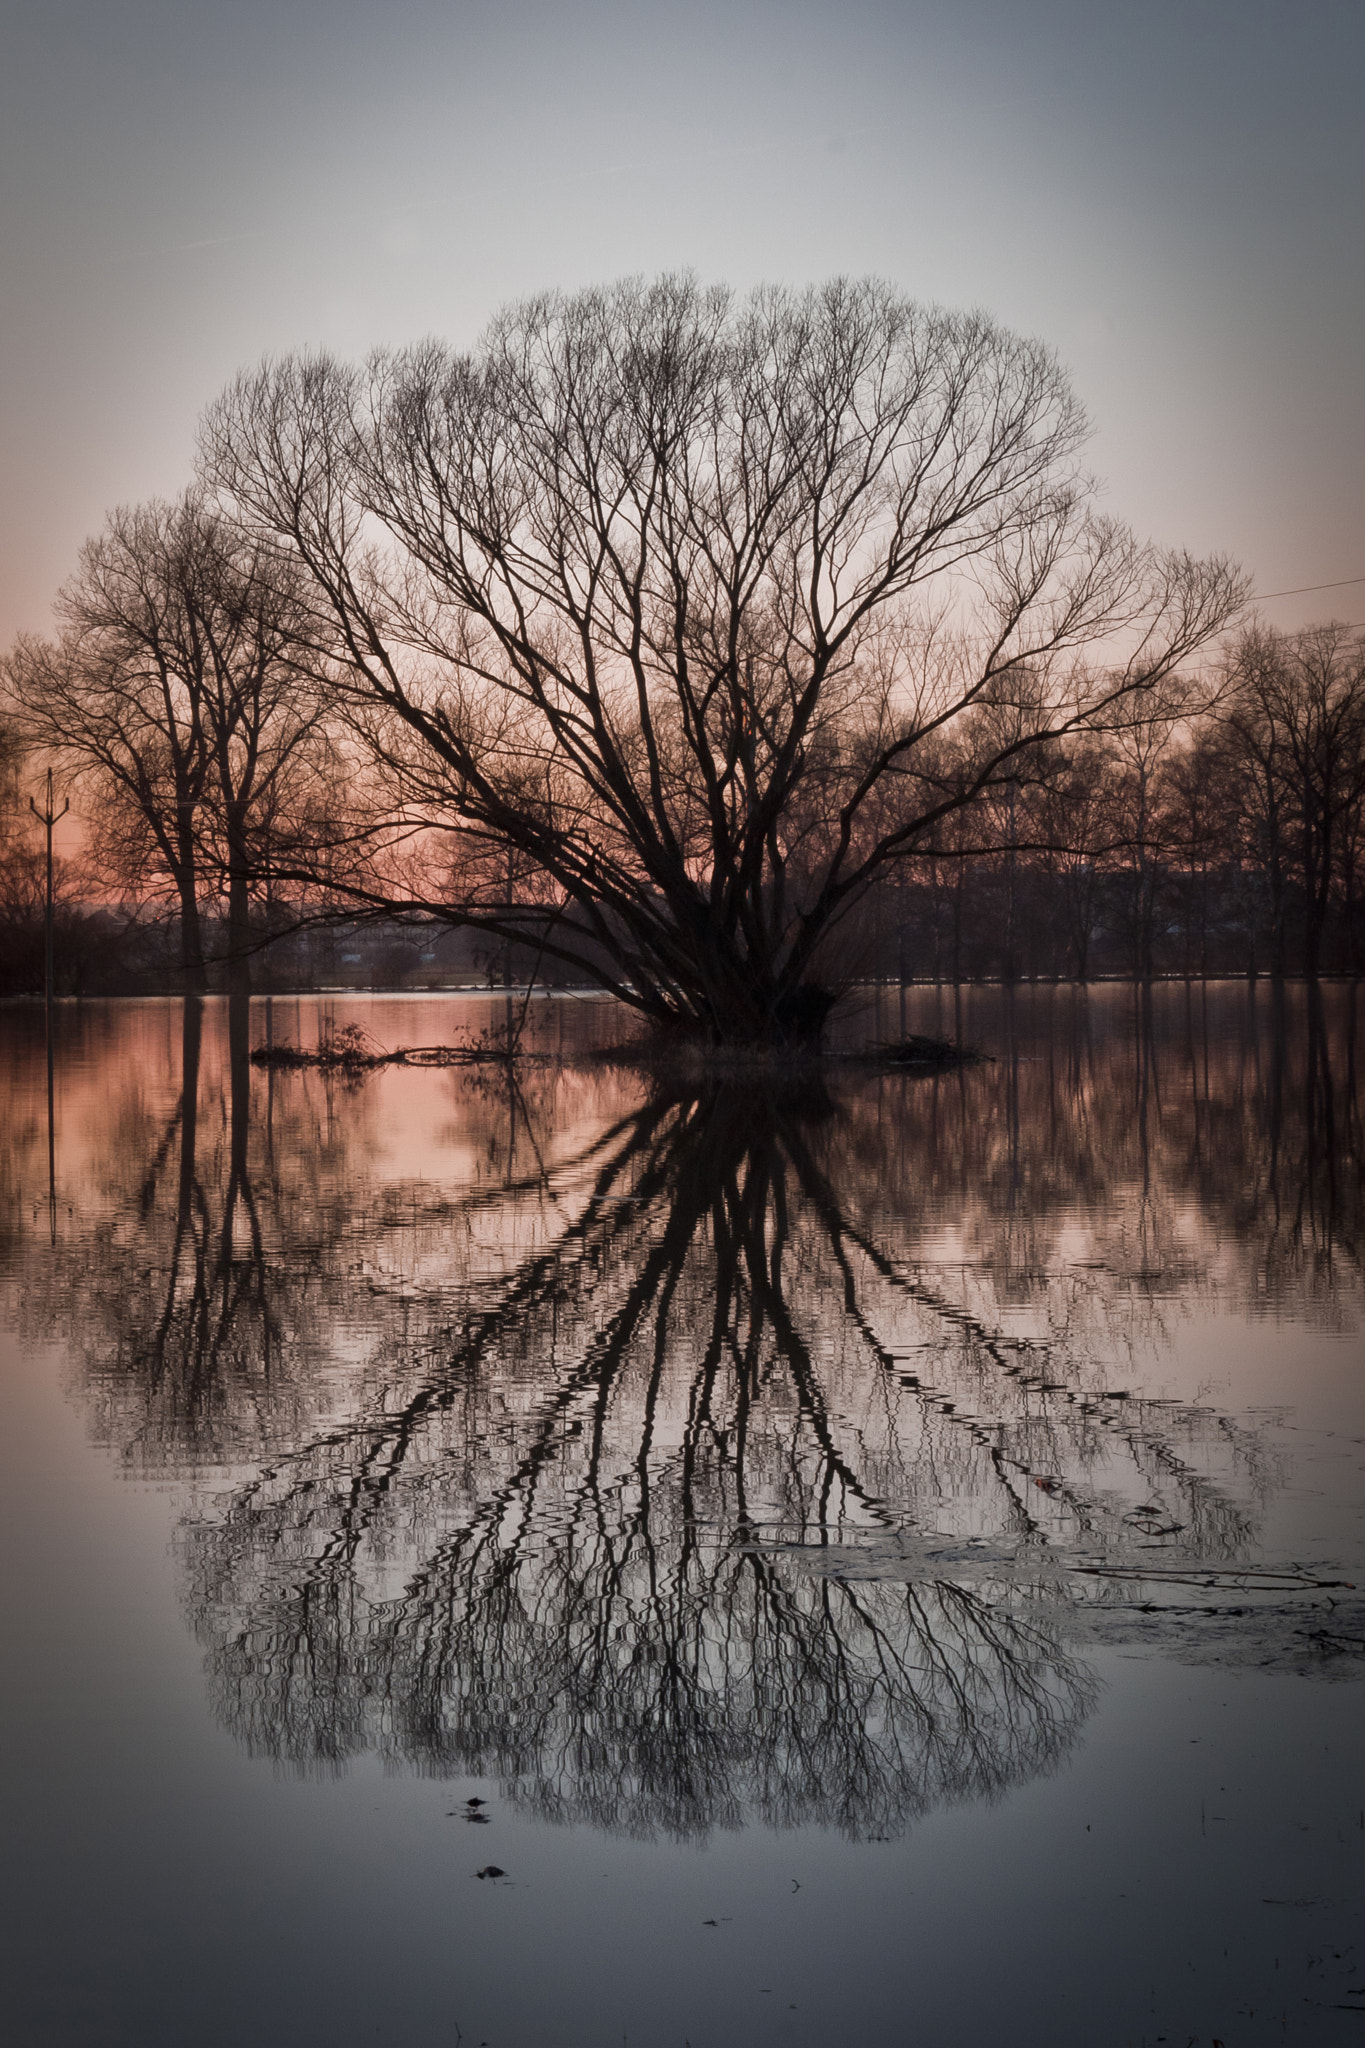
[
  {"x1": 29, "y1": 769, "x2": 68, "y2": 1244},
  {"x1": 29, "y1": 768, "x2": 69, "y2": 1011}
]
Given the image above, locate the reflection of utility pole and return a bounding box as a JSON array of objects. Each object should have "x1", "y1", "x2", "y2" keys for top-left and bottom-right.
[
  {"x1": 29, "y1": 769, "x2": 68, "y2": 1244},
  {"x1": 503, "y1": 847, "x2": 515, "y2": 1051}
]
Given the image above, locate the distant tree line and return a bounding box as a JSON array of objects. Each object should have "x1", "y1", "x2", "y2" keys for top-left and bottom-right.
[
  {"x1": 6, "y1": 608, "x2": 1360, "y2": 995},
  {"x1": 856, "y1": 621, "x2": 1365, "y2": 984},
  {"x1": 3, "y1": 277, "x2": 1360, "y2": 1015}
]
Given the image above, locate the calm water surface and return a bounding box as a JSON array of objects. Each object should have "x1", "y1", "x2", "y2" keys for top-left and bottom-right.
[{"x1": 1, "y1": 985, "x2": 1363, "y2": 2048}]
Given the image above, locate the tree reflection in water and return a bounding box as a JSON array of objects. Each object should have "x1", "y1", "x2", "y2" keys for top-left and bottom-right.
[
  {"x1": 186, "y1": 1076, "x2": 1110, "y2": 1840},
  {"x1": 3, "y1": 987, "x2": 1360, "y2": 1841}
]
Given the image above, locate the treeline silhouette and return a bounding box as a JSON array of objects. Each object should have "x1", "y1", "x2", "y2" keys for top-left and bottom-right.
[
  {"x1": 875, "y1": 623, "x2": 1365, "y2": 983},
  {"x1": 3, "y1": 986, "x2": 1358, "y2": 1836},
  {"x1": 3, "y1": 619, "x2": 1362, "y2": 996}
]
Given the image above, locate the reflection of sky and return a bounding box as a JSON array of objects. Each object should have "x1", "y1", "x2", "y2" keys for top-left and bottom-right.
[{"x1": 1, "y1": 1, "x2": 1362, "y2": 650}]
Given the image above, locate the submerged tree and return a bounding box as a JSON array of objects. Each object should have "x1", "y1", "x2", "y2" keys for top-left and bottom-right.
[{"x1": 203, "y1": 276, "x2": 1246, "y2": 1041}]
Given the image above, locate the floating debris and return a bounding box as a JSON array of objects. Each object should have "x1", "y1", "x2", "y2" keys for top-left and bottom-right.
[
  {"x1": 864, "y1": 1034, "x2": 976, "y2": 1068},
  {"x1": 252, "y1": 1023, "x2": 548, "y2": 1072}
]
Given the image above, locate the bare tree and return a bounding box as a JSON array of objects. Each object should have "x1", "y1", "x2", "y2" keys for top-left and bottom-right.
[
  {"x1": 5, "y1": 492, "x2": 326, "y2": 990},
  {"x1": 202, "y1": 276, "x2": 1246, "y2": 1041},
  {"x1": 1219, "y1": 623, "x2": 1365, "y2": 978}
]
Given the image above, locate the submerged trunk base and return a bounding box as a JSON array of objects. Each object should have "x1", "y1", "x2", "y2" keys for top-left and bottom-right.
[{"x1": 638, "y1": 981, "x2": 841, "y2": 1051}]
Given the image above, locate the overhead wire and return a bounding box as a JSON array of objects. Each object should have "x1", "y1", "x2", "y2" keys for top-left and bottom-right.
[{"x1": 1253, "y1": 574, "x2": 1365, "y2": 599}]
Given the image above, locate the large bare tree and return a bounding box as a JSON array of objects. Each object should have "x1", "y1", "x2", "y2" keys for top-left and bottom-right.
[{"x1": 203, "y1": 275, "x2": 1246, "y2": 1039}]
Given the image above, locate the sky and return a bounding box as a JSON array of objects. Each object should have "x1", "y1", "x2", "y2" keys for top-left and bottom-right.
[{"x1": 1, "y1": 0, "x2": 1362, "y2": 647}]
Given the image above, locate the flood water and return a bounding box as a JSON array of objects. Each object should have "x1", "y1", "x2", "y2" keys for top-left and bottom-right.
[{"x1": 1, "y1": 983, "x2": 1363, "y2": 2048}]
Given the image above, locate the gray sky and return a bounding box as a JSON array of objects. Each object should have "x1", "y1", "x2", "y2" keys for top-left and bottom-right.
[{"x1": 2, "y1": 0, "x2": 1361, "y2": 645}]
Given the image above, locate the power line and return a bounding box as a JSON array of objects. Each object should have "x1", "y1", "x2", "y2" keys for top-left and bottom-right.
[{"x1": 1255, "y1": 574, "x2": 1365, "y2": 599}]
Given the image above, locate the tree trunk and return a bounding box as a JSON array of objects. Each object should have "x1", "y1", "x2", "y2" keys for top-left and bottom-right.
[
  {"x1": 228, "y1": 994, "x2": 250, "y2": 1185},
  {"x1": 225, "y1": 824, "x2": 251, "y2": 996},
  {"x1": 178, "y1": 874, "x2": 207, "y2": 993}
]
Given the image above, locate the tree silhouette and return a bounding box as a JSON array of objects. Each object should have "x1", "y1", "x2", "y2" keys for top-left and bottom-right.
[
  {"x1": 203, "y1": 277, "x2": 1244, "y2": 1039},
  {"x1": 6, "y1": 494, "x2": 327, "y2": 991}
]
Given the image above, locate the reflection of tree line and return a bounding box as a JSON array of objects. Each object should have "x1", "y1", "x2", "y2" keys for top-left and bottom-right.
[
  {"x1": 853, "y1": 980, "x2": 1362, "y2": 1313},
  {"x1": 12, "y1": 999, "x2": 379, "y2": 1465},
  {"x1": 4, "y1": 988, "x2": 1358, "y2": 1839},
  {"x1": 74, "y1": 1002, "x2": 318, "y2": 1462}
]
